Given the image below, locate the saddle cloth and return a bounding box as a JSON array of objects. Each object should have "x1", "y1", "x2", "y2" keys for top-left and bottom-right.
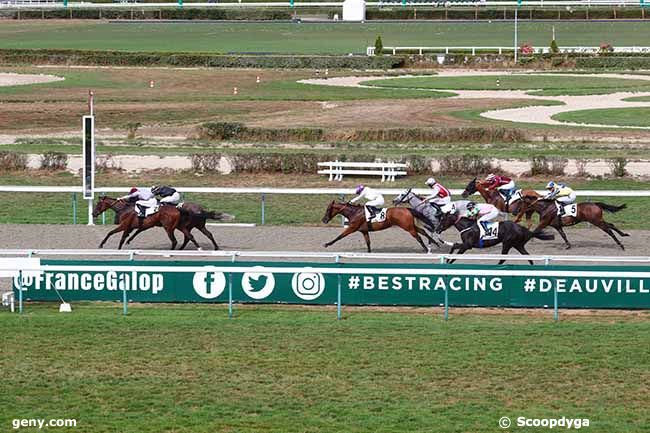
[
  {"x1": 478, "y1": 221, "x2": 499, "y2": 240},
  {"x1": 365, "y1": 207, "x2": 387, "y2": 223},
  {"x1": 506, "y1": 189, "x2": 522, "y2": 207},
  {"x1": 135, "y1": 205, "x2": 160, "y2": 217},
  {"x1": 556, "y1": 202, "x2": 577, "y2": 217}
]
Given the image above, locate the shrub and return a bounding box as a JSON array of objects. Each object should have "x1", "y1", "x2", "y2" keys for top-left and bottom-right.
[
  {"x1": 608, "y1": 157, "x2": 628, "y2": 177},
  {"x1": 0, "y1": 151, "x2": 28, "y2": 170},
  {"x1": 550, "y1": 39, "x2": 560, "y2": 54},
  {"x1": 96, "y1": 154, "x2": 121, "y2": 172},
  {"x1": 599, "y1": 43, "x2": 614, "y2": 53},
  {"x1": 574, "y1": 159, "x2": 588, "y2": 177},
  {"x1": 197, "y1": 122, "x2": 246, "y2": 140},
  {"x1": 529, "y1": 156, "x2": 567, "y2": 176},
  {"x1": 191, "y1": 153, "x2": 223, "y2": 172},
  {"x1": 520, "y1": 43, "x2": 534, "y2": 56},
  {"x1": 39, "y1": 152, "x2": 68, "y2": 170},
  {"x1": 375, "y1": 36, "x2": 383, "y2": 56},
  {"x1": 437, "y1": 155, "x2": 495, "y2": 176}
]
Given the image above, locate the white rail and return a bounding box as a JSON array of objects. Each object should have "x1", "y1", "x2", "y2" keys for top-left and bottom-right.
[
  {"x1": 1, "y1": 248, "x2": 650, "y2": 263},
  {"x1": 1, "y1": 186, "x2": 648, "y2": 196},
  {"x1": 368, "y1": 45, "x2": 650, "y2": 56}
]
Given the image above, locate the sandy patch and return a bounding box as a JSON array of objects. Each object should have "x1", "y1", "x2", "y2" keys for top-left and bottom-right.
[{"x1": 0, "y1": 72, "x2": 64, "y2": 87}]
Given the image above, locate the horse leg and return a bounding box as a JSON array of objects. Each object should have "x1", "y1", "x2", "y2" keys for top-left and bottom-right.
[
  {"x1": 198, "y1": 226, "x2": 220, "y2": 250},
  {"x1": 362, "y1": 231, "x2": 372, "y2": 253},
  {"x1": 514, "y1": 244, "x2": 534, "y2": 266},
  {"x1": 125, "y1": 227, "x2": 145, "y2": 245},
  {"x1": 595, "y1": 221, "x2": 625, "y2": 250},
  {"x1": 98, "y1": 226, "x2": 125, "y2": 248},
  {"x1": 607, "y1": 222, "x2": 630, "y2": 237},
  {"x1": 165, "y1": 225, "x2": 178, "y2": 250},
  {"x1": 447, "y1": 243, "x2": 467, "y2": 264},
  {"x1": 118, "y1": 228, "x2": 135, "y2": 250},
  {"x1": 554, "y1": 225, "x2": 571, "y2": 250},
  {"x1": 408, "y1": 227, "x2": 429, "y2": 253},
  {"x1": 324, "y1": 224, "x2": 359, "y2": 248},
  {"x1": 498, "y1": 243, "x2": 513, "y2": 265},
  {"x1": 525, "y1": 210, "x2": 535, "y2": 230},
  {"x1": 416, "y1": 226, "x2": 439, "y2": 249}
]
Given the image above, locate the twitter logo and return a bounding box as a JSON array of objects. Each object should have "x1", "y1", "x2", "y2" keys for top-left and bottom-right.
[{"x1": 242, "y1": 268, "x2": 275, "y2": 300}]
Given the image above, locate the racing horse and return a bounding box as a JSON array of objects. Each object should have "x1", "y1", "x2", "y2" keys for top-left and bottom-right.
[
  {"x1": 97, "y1": 197, "x2": 230, "y2": 250},
  {"x1": 92, "y1": 196, "x2": 197, "y2": 250},
  {"x1": 321, "y1": 201, "x2": 437, "y2": 253},
  {"x1": 514, "y1": 196, "x2": 629, "y2": 250},
  {"x1": 392, "y1": 188, "x2": 471, "y2": 247},
  {"x1": 437, "y1": 212, "x2": 555, "y2": 265},
  {"x1": 461, "y1": 177, "x2": 541, "y2": 228}
]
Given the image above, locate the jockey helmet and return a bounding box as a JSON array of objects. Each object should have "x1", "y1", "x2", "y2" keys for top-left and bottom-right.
[
  {"x1": 151, "y1": 185, "x2": 160, "y2": 194},
  {"x1": 546, "y1": 181, "x2": 556, "y2": 190},
  {"x1": 486, "y1": 173, "x2": 496, "y2": 181},
  {"x1": 129, "y1": 187, "x2": 138, "y2": 194},
  {"x1": 355, "y1": 184, "x2": 365, "y2": 194},
  {"x1": 425, "y1": 177, "x2": 436, "y2": 186},
  {"x1": 466, "y1": 201, "x2": 476, "y2": 211}
]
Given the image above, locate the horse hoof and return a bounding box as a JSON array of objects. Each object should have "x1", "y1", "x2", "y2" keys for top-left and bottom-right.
[
  {"x1": 565, "y1": 245, "x2": 571, "y2": 250},
  {"x1": 197, "y1": 247, "x2": 203, "y2": 251},
  {"x1": 323, "y1": 243, "x2": 329, "y2": 248}
]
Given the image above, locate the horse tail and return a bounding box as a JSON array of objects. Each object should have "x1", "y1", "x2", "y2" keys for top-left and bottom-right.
[
  {"x1": 532, "y1": 230, "x2": 555, "y2": 241},
  {"x1": 595, "y1": 202, "x2": 626, "y2": 213},
  {"x1": 408, "y1": 208, "x2": 435, "y2": 231}
]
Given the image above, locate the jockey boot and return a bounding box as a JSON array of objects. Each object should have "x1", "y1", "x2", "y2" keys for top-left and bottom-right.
[
  {"x1": 367, "y1": 206, "x2": 376, "y2": 221},
  {"x1": 480, "y1": 221, "x2": 489, "y2": 233},
  {"x1": 136, "y1": 204, "x2": 146, "y2": 219},
  {"x1": 556, "y1": 202, "x2": 564, "y2": 217}
]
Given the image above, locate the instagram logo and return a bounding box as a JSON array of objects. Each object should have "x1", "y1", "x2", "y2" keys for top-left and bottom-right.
[{"x1": 291, "y1": 271, "x2": 325, "y2": 301}]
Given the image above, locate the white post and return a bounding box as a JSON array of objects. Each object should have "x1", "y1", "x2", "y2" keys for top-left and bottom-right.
[
  {"x1": 514, "y1": 8, "x2": 518, "y2": 63},
  {"x1": 87, "y1": 199, "x2": 94, "y2": 225}
]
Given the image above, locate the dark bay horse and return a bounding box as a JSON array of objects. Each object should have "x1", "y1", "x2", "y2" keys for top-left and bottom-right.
[
  {"x1": 438, "y1": 212, "x2": 555, "y2": 264},
  {"x1": 321, "y1": 201, "x2": 436, "y2": 253},
  {"x1": 92, "y1": 197, "x2": 197, "y2": 250},
  {"x1": 122, "y1": 202, "x2": 230, "y2": 250},
  {"x1": 515, "y1": 196, "x2": 629, "y2": 250},
  {"x1": 462, "y1": 177, "x2": 540, "y2": 228}
]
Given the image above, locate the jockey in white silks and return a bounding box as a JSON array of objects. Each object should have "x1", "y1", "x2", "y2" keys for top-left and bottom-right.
[
  {"x1": 466, "y1": 201, "x2": 499, "y2": 233},
  {"x1": 119, "y1": 187, "x2": 157, "y2": 218},
  {"x1": 424, "y1": 177, "x2": 452, "y2": 213},
  {"x1": 350, "y1": 185, "x2": 384, "y2": 221}
]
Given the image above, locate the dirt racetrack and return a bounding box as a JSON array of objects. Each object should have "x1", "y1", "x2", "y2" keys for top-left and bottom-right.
[{"x1": 0, "y1": 225, "x2": 647, "y2": 262}]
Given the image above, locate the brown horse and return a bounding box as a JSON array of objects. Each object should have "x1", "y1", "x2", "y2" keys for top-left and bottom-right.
[
  {"x1": 92, "y1": 196, "x2": 196, "y2": 250},
  {"x1": 515, "y1": 196, "x2": 629, "y2": 250},
  {"x1": 321, "y1": 201, "x2": 435, "y2": 253},
  {"x1": 120, "y1": 202, "x2": 230, "y2": 250},
  {"x1": 462, "y1": 177, "x2": 541, "y2": 228}
]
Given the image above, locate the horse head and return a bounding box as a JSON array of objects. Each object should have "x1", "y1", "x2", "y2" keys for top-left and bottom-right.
[
  {"x1": 392, "y1": 188, "x2": 412, "y2": 205},
  {"x1": 93, "y1": 196, "x2": 113, "y2": 218},
  {"x1": 322, "y1": 200, "x2": 340, "y2": 224},
  {"x1": 437, "y1": 211, "x2": 457, "y2": 233},
  {"x1": 461, "y1": 177, "x2": 478, "y2": 198}
]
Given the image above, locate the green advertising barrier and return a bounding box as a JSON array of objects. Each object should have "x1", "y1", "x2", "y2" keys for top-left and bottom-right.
[{"x1": 12, "y1": 259, "x2": 650, "y2": 309}]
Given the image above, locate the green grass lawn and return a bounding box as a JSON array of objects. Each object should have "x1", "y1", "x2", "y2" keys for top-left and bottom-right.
[
  {"x1": 362, "y1": 74, "x2": 650, "y2": 95},
  {"x1": 0, "y1": 172, "x2": 645, "y2": 228},
  {"x1": 0, "y1": 21, "x2": 649, "y2": 54},
  {"x1": 552, "y1": 107, "x2": 650, "y2": 128},
  {"x1": 1, "y1": 304, "x2": 648, "y2": 433}
]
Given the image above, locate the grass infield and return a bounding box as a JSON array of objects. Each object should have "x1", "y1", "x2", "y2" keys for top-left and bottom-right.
[
  {"x1": 552, "y1": 107, "x2": 650, "y2": 128},
  {"x1": 1, "y1": 21, "x2": 650, "y2": 55},
  {"x1": 1, "y1": 304, "x2": 648, "y2": 433}
]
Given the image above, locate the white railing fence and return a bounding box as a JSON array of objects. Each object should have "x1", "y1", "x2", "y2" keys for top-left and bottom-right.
[
  {"x1": 367, "y1": 46, "x2": 650, "y2": 56},
  {"x1": 0, "y1": 186, "x2": 645, "y2": 225}
]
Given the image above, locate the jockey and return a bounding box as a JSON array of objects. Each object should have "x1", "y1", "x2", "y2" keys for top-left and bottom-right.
[
  {"x1": 484, "y1": 173, "x2": 515, "y2": 202},
  {"x1": 424, "y1": 177, "x2": 451, "y2": 212},
  {"x1": 465, "y1": 201, "x2": 499, "y2": 233},
  {"x1": 119, "y1": 186, "x2": 157, "y2": 218},
  {"x1": 544, "y1": 181, "x2": 576, "y2": 216},
  {"x1": 350, "y1": 184, "x2": 384, "y2": 221},
  {"x1": 151, "y1": 185, "x2": 181, "y2": 206}
]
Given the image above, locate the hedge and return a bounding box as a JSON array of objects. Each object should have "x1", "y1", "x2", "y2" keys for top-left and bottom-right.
[
  {"x1": 196, "y1": 122, "x2": 527, "y2": 144},
  {"x1": 0, "y1": 49, "x2": 404, "y2": 69},
  {"x1": 576, "y1": 56, "x2": 650, "y2": 69},
  {"x1": 9, "y1": 8, "x2": 293, "y2": 20}
]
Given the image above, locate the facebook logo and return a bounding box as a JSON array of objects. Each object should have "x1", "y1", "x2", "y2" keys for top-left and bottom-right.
[{"x1": 192, "y1": 271, "x2": 226, "y2": 299}]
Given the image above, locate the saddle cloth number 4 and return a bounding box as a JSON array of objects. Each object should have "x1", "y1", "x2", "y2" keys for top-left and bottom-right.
[{"x1": 480, "y1": 222, "x2": 499, "y2": 239}]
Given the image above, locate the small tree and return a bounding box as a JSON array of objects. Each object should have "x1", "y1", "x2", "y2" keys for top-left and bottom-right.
[
  {"x1": 550, "y1": 39, "x2": 559, "y2": 54},
  {"x1": 374, "y1": 36, "x2": 383, "y2": 56}
]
